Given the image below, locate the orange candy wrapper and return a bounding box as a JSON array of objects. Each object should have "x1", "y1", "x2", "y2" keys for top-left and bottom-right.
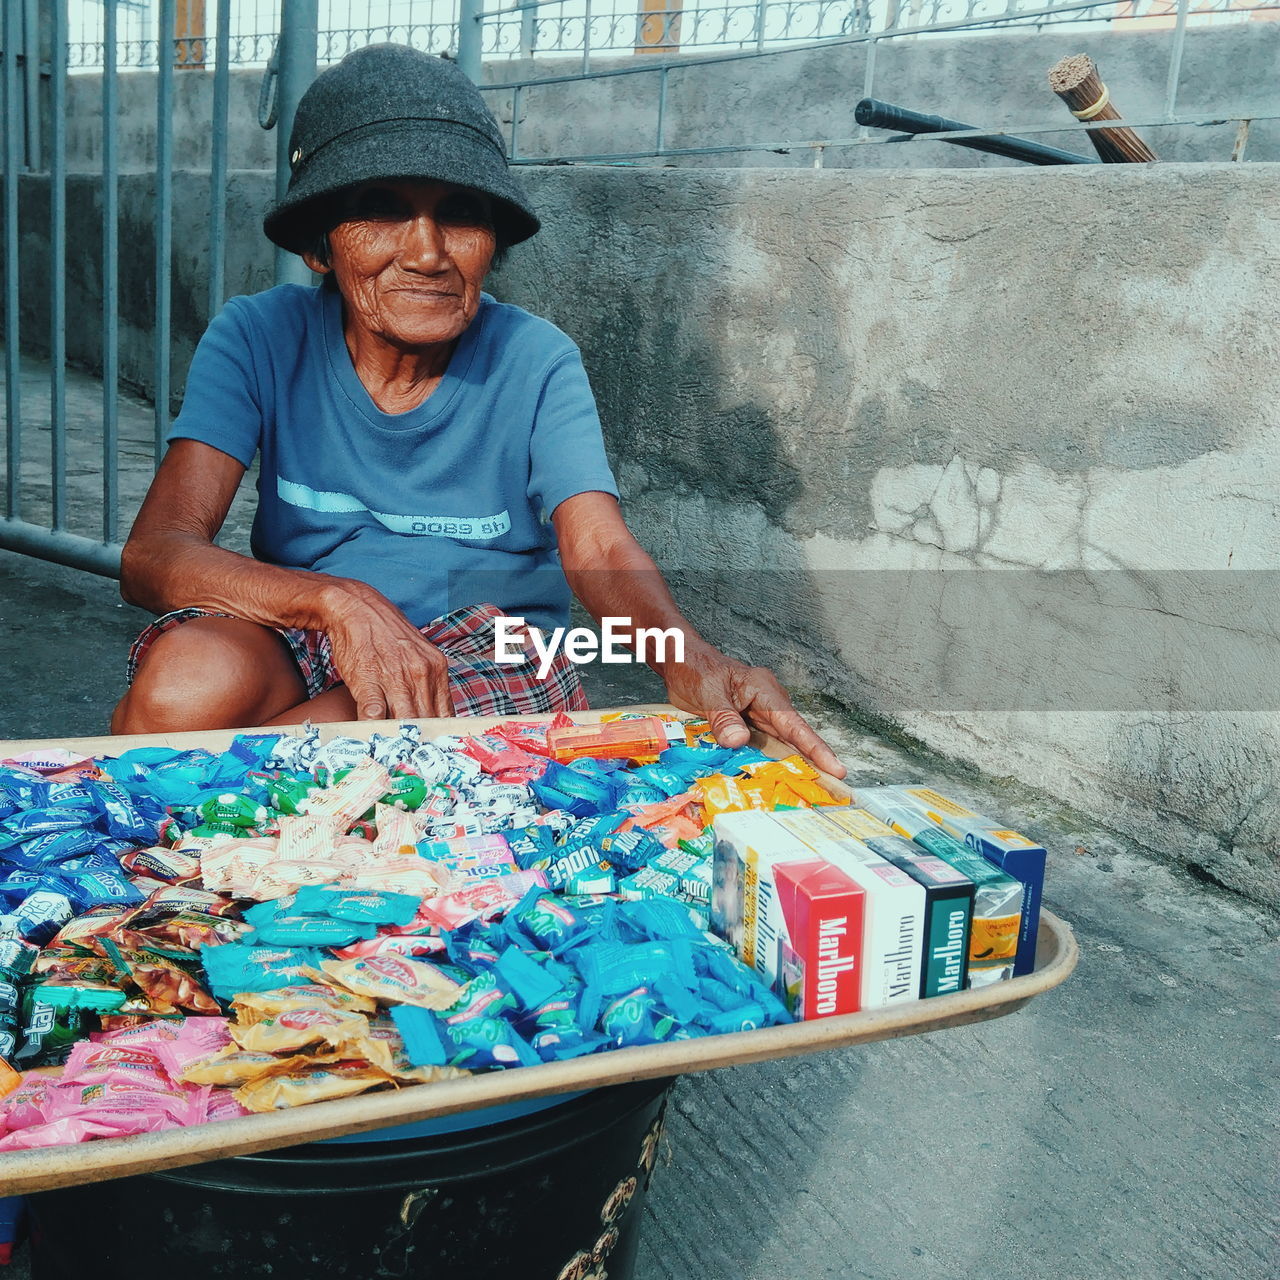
[
  {"x1": 234, "y1": 1061, "x2": 395, "y2": 1112},
  {"x1": 320, "y1": 955, "x2": 463, "y2": 1011},
  {"x1": 546, "y1": 715, "x2": 670, "y2": 764},
  {"x1": 0, "y1": 1059, "x2": 21, "y2": 1100},
  {"x1": 181, "y1": 1046, "x2": 334, "y2": 1087},
  {"x1": 230, "y1": 1005, "x2": 372, "y2": 1055},
  {"x1": 232, "y1": 983, "x2": 378, "y2": 1027}
]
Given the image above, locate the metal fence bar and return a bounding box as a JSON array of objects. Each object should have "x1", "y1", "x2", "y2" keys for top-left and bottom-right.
[
  {"x1": 510, "y1": 82, "x2": 522, "y2": 160},
  {"x1": 655, "y1": 62, "x2": 669, "y2": 151},
  {"x1": 583, "y1": 0, "x2": 593, "y2": 73},
  {"x1": 22, "y1": 0, "x2": 40, "y2": 170},
  {"x1": 209, "y1": 0, "x2": 232, "y2": 320},
  {"x1": 274, "y1": 0, "x2": 319, "y2": 287},
  {"x1": 3, "y1": 1, "x2": 22, "y2": 521},
  {"x1": 154, "y1": 0, "x2": 176, "y2": 464},
  {"x1": 457, "y1": 0, "x2": 483, "y2": 80},
  {"x1": 50, "y1": 0, "x2": 68, "y2": 532},
  {"x1": 1164, "y1": 0, "x2": 1191, "y2": 119},
  {"x1": 0, "y1": 518, "x2": 122, "y2": 578},
  {"x1": 102, "y1": 0, "x2": 119, "y2": 543},
  {"x1": 858, "y1": 31, "x2": 878, "y2": 138}
]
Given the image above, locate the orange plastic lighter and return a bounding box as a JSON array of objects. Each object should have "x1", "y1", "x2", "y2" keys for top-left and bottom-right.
[{"x1": 546, "y1": 715, "x2": 670, "y2": 764}]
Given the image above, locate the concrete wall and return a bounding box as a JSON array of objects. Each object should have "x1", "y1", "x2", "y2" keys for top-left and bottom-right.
[
  {"x1": 489, "y1": 163, "x2": 1280, "y2": 907},
  {"x1": 55, "y1": 22, "x2": 1279, "y2": 172},
  {"x1": 4, "y1": 161, "x2": 1279, "y2": 907}
]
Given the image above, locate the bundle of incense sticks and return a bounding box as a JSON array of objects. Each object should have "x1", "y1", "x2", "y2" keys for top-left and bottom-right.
[{"x1": 1048, "y1": 53, "x2": 1158, "y2": 164}]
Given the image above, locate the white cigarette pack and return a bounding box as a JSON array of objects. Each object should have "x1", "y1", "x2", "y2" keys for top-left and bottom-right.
[{"x1": 769, "y1": 810, "x2": 925, "y2": 1008}]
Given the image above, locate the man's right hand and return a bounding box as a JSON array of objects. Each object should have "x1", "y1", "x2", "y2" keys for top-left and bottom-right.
[{"x1": 321, "y1": 581, "x2": 456, "y2": 720}]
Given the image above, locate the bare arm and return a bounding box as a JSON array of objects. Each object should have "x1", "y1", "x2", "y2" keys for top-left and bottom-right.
[
  {"x1": 553, "y1": 491, "x2": 845, "y2": 778},
  {"x1": 122, "y1": 440, "x2": 454, "y2": 717}
]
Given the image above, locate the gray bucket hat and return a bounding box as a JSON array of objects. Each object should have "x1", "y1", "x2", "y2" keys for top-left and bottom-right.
[{"x1": 263, "y1": 43, "x2": 539, "y2": 254}]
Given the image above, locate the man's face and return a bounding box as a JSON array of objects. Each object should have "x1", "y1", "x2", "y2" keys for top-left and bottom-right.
[{"x1": 311, "y1": 178, "x2": 497, "y2": 349}]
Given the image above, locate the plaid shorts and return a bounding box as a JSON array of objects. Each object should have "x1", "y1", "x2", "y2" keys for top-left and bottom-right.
[{"x1": 126, "y1": 601, "x2": 589, "y2": 718}]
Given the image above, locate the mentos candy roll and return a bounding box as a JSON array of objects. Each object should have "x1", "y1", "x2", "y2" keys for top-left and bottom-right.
[
  {"x1": 4, "y1": 827, "x2": 99, "y2": 870},
  {"x1": 91, "y1": 780, "x2": 164, "y2": 844},
  {"x1": 0, "y1": 806, "x2": 92, "y2": 842},
  {"x1": 57, "y1": 868, "x2": 145, "y2": 911},
  {"x1": 0, "y1": 872, "x2": 43, "y2": 907}
]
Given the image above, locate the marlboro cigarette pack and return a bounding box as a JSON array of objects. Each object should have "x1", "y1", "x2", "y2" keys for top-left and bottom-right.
[
  {"x1": 852, "y1": 792, "x2": 1021, "y2": 988},
  {"x1": 710, "y1": 811, "x2": 865, "y2": 1019},
  {"x1": 819, "y1": 808, "x2": 974, "y2": 998},
  {"x1": 767, "y1": 810, "x2": 925, "y2": 1008},
  {"x1": 877, "y1": 786, "x2": 1046, "y2": 978}
]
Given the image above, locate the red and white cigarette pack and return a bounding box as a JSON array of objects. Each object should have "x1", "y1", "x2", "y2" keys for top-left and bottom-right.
[{"x1": 711, "y1": 810, "x2": 865, "y2": 1020}]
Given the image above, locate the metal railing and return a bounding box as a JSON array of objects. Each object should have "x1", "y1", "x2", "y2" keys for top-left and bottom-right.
[
  {"x1": 58, "y1": 0, "x2": 1280, "y2": 67},
  {"x1": 0, "y1": 0, "x2": 244, "y2": 574}
]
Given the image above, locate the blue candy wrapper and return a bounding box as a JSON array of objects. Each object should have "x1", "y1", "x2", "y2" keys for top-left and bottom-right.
[
  {"x1": 390, "y1": 1004, "x2": 453, "y2": 1066},
  {"x1": 291, "y1": 886, "x2": 420, "y2": 926},
  {"x1": 200, "y1": 941, "x2": 324, "y2": 998},
  {"x1": 494, "y1": 945, "x2": 566, "y2": 1010},
  {"x1": 251, "y1": 915, "x2": 375, "y2": 947}
]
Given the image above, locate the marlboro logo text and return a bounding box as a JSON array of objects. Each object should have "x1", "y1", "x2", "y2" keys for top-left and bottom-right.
[{"x1": 816, "y1": 916, "x2": 858, "y2": 1015}]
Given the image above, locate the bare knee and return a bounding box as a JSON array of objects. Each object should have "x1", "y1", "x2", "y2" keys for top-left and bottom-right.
[{"x1": 113, "y1": 619, "x2": 306, "y2": 734}]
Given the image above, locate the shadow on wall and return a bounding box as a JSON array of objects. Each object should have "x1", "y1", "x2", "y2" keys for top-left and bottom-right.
[{"x1": 488, "y1": 173, "x2": 851, "y2": 716}]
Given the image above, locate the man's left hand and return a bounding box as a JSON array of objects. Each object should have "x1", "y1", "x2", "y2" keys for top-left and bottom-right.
[{"x1": 662, "y1": 640, "x2": 847, "y2": 779}]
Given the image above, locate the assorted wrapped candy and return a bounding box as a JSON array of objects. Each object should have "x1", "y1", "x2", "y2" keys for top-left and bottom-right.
[{"x1": 0, "y1": 715, "x2": 846, "y2": 1149}]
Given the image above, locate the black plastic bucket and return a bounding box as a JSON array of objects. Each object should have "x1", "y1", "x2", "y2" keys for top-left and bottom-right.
[{"x1": 26, "y1": 1077, "x2": 674, "y2": 1280}]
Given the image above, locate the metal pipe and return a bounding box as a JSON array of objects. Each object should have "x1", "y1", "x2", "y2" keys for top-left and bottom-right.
[
  {"x1": 854, "y1": 98, "x2": 1098, "y2": 165},
  {"x1": 209, "y1": 0, "x2": 231, "y2": 320},
  {"x1": 1164, "y1": 0, "x2": 1190, "y2": 120},
  {"x1": 457, "y1": 0, "x2": 484, "y2": 83},
  {"x1": 858, "y1": 33, "x2": 877, "y2": 139},
  {"x1": 655, "y1": 63, "x2": 668, "y2": 152},
  {"x1": 22, "y1": 0, "x2": 40, "y2": 170},
  {"x1": 4, "y1": 1, "x2": 23, "y2": 520},
  {"x1": 519, "y1": 0, "x2": 537, "y2": 58},
  {"x1": 102, "y1": 0, "x2": 120, "y2": 542},
  {"x1": 50, "y1": 0, "x2": 68, "y2": 532},
  {"x1": 155, "y1": 0, "x2": 176, "y2": 465},
  {"x1": 274, "y1": 0, "x2": 319, "y2": 287},
  {"x1": 0, "y1": 518, "x2": 122, "y2": 579}
]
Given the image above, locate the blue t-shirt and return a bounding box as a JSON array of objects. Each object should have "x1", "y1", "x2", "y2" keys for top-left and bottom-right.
[{"x1": 168, "y1": 283, "x2": 618, "y2": 632}]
